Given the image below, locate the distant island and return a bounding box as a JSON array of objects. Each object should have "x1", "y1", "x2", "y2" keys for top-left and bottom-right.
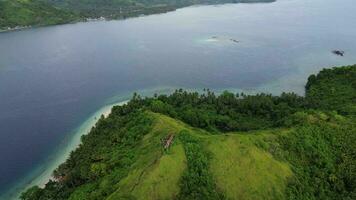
[
  {"x1": 21, "y1": 65, "x2": 356, "y2": 199},
  {"x1": 0, "y1": 0, "x2": 275, "y2": 31}
]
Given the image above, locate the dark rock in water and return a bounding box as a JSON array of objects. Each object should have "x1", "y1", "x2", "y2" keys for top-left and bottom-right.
[
  {"x1": 332, "y1": 50, "x2": 345, "y2": 56},
  {"x1": 230, "y1": 39, "x2": 239, "y2": 43}
]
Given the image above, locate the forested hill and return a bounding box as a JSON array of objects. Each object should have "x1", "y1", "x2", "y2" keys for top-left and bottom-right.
[
  {"x1": 21, "y1": 65, "x2": 356, "y2": 200},
  {"x1": 0, "y1": 0, "x2": 275, "y2": 30},
  {"x1": 43, "y1": 0, "x2": 275, "y2": 17},
  {"x1": 0, "y1": 0, "x2": 78, "y2": 29}
]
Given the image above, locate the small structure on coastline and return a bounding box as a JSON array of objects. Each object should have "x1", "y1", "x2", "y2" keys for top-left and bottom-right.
[{"x1": 332, "y1": 50, "x2": 345, "y2": 56}]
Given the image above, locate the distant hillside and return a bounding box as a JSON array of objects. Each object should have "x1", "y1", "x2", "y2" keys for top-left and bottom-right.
[
  {"x1": 0, "y1": 0, "x2": 275, "y2": 30},
  {"x1": 0, "y1": 0, "x2": 77, "y2": 29},
  {"x1": 21, "y1": 65, "x2": 356, "y2": 200},
  {"x1": 44, "y1": 0, "x2": 274, "y2": 10}
]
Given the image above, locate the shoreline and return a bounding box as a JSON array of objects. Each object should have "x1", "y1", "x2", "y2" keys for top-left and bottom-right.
[
  {"x1": 0, "y1": 1, "x2": 276, "y2": 34},
  {"x1": 4, "y1": 100, "x2": 128, "y2": 200},
  {"x1": 1, "y1": 81, "x2": 329, "y2": 199}
]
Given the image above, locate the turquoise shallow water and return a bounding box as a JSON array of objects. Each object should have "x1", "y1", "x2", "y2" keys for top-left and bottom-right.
[
  {"x1": 7, "y1": 100, "x2": 129, "y2": 199},
  {"x1": 1, "y1": 0, "x2": 356, "y2": 198}
]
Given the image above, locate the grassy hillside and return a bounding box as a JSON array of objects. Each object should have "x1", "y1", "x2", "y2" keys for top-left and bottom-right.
[
  {"x1": 207, "y1": 131, "x2": 292, "y2": 200},
  {"x1": 0, "y1": 0, "x2": 78, "y2": 29},
  {"x1": 21, "y1": 65, "x2": 356, "y2": 200},
  {"x1": 21, "y1": 111, "x2": 295, "y2": 200}
]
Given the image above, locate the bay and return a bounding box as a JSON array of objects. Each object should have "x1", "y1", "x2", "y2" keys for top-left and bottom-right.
[{"x1": 0, "y1": 0, "x2": 356, "y2": 198}]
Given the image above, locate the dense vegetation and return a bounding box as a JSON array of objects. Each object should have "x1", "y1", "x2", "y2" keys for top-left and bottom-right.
[
  {"x1": 0, "y1": 0, "x2": 275, "y2": 30},
  {"x1": 279, "y1": 113, "x2": 356, "y2": 200},
  {"x1": 177, "y1": 131, "x2": 224, "y2": 200},
  {"x1": 43, "y1": 0, "x2": 274, "y2": 19},
  {"x1": 0, "y1": 0, "x2": 78, "y2": 29},
  {"x1": 147, "y1": 89, "x2": 305, "y2": 132},
  {"x1": 306, "y1": 65, "x2": 356, "y2": 115},
  {"x1": 22, "y1": 111, "x2": 154, "y2": 199},
  {"x1": 21, "y1": 65, "x2": 356, "y2": 200}
]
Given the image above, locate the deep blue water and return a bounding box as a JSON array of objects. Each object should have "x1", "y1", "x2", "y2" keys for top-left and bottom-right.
[{"x1": 1, "y1": 0, "x2": 356, "y2": 198}]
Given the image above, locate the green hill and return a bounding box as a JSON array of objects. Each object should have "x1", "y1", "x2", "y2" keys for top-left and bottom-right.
[{"x1": 21, "y1": 65, "x2": 356, "y2": 200}]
